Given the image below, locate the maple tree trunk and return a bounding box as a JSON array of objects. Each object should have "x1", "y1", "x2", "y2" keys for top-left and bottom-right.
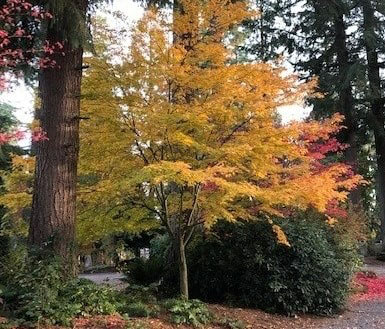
[
  {"x1": 177, "y1": 235, "x2": 189, "y2": 299},
  {"x1": 334, "y1": 13, "x2": 361, "y2": 205},
  {"x1": 171, "y1": 0, "x2": 190, "y2": 299},
  {"x1": 29, "y1": 14, "x2": 85, "y2": 276},
  {"x1": 361, "y1": 0, "x2": 385, "y2": 243}
]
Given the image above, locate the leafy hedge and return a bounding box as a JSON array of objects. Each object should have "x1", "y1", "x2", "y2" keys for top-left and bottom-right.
[{"x1": 186, "y1": 218, "x2": 359, "y2": 315}]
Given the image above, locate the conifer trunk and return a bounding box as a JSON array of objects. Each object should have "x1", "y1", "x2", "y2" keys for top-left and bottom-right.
[
  {"x1": 29, "y1": 1, "x2": 87, "y2": 276},
  {"x1": 361, "y1": 0, "x2": 385, "y2": 243},
  {"x1": 334, "y1": 13, "x2": 360, "y2": 205}
]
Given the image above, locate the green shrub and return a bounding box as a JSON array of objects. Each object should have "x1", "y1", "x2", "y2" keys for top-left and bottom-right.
[
  {"x1": 122, "y1": 234, "x2": 170, "y2": 287},
  {"x1": 0, "y1": 249, "x2": 123, "y2": 326},
  {"x1": 124, "y1": 284, "x2": 158, "y2": 304},
  {"x1": 125, "y1": 302, "x2": 154, "y2": 318},
  {"x1": 60, "y1": 279, "x2": 120, "y2": 316},
  {"x1": 185, "y1": 216, "x2": 360, "y2": 315},
  {"x1": 123, "y1": 258, "x2": 164, "y2": 286},
  {"x1": 163, "y1": 298, "x2": 211, "y2": 327}
]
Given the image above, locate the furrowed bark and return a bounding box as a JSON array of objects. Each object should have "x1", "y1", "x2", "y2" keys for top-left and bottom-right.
[{"x1": 29, "y1": 0, "x2": 88, "y2": 277}]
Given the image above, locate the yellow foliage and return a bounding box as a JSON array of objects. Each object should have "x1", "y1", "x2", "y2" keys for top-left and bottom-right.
[
  {"x1": 272, "y1": 224, "x2": 291, "y2": 247},
  {"x1": 1, "y1": 1, "x2": 363, "y2": 245},
  {"x1": 77, "y1": 0, "x2": 362, "y2": 243},
  {"x1": 0, "y1": 155, "x2": 33, "y2": 237}
]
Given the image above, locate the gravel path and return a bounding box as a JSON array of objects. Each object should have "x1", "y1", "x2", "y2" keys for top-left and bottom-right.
[{"x1": 318, "y1": 300, "x2": 385, "y2": 329}]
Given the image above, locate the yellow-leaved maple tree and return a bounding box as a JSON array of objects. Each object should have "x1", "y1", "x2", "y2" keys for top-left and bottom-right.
[{"x1": 78, "y1": 0, "x2": 362, "y2": 298}]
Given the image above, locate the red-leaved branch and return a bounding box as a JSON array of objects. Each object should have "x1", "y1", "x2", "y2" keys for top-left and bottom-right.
[{"x1": 0, "y1": 0, "x2": 58, "y2": 145}]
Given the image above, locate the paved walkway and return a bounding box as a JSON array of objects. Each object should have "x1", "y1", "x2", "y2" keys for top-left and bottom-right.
[
  {"x1": 79, "y1": 272, "x2": 125, "y2": 284},
  {"x1": 79, "y1": 272, "x2": 126, "y2": 290}
]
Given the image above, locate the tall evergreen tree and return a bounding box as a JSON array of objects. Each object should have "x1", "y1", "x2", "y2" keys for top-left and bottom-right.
[
  {"x1": 244, "y1": 0, "x2": 368, "y2": 205},
  {"x1": 29, "y1": 0, "x2": 105, "y2": 275},
  {"x1": 360, "y1": 0, "x2": 385, "y2": 242}
]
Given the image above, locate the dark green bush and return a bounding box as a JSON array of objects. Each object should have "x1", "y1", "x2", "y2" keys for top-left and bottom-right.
[
  {"x1": 162, "y1": 298, "x2": 212, "y2": 327},
  {"x1": 123, "y1": 258, "x2": 164, "y2": 286},
  {"x1": 185, "y1": 217, "x2": 359, "y2": 315},
  {"x1": 0, "y1": 249, "x2": 123, "y2": 326},
  {"x1": 121, "y1": 234, "x2": 169, "y2": 287}
]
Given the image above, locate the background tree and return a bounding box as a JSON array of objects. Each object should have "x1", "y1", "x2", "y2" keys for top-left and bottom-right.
[
  {"x1": 0, "y1": 105, "x2": 26, "y2": 257},
  {"x1": 359, "y1": 0, "x2": 385, "y2": 243},
  {"x1": 0, "y1": 0, "x2": 53, "y2": 255},
  {"x1": 242, "y1": 0, "x2": 385, "y2": 234},
  {"x1": 0, "y1": 18, "x2": 159, "y2": 249}
]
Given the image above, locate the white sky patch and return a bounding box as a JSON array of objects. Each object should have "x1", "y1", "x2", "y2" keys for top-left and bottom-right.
[
  {"x1": 279, "y1": 104, "x2": 312, "y2": 123},
  {"x1": 1, "y1": 0, "x2": 309, "y2": 148}
]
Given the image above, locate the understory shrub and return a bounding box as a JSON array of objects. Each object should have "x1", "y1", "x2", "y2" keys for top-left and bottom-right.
[
  {"x1": 125, "y1": 302, "x2": 155, "y2": 317},
  {"x1": 123, "y1": 257, "x2": 164, "y2": 286},
  {"x1": 162, "y1": 298, "x2": 212, "y2": 327},
  {"x1": 185, "y1": 216, "x2": 361, "y2": 315},
  {"x1": 121, "y1": 234, "x2": 169, "y2": 287},
  {"x1": 0, "y1": 248, "x2": 124, "y2": 326}
]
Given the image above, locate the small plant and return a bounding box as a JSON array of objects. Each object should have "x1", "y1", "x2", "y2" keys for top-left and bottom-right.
[
  {"x1": 125, "y1": 302, "x2": 154, "y2": 318},
  {"x1": 123, "y1": 258, "x2": 164, "y2": 286},
  {"x1": 124, "y1": 284, "x2": 158, "y2": 304},
  {"x1": 163, "y1": 298, "x2": 211, "y2": 327},
  {"x1": 218, "y1": 317, "x2": 246, "y2": 329}
]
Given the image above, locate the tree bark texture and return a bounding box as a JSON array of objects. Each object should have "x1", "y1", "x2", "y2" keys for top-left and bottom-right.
[
  {"x1": 178, "y1": 235, "x2": 189, "y2": 299},
  {"x1": 29, "y1": 1, "x2": 87, "y2": 276}
]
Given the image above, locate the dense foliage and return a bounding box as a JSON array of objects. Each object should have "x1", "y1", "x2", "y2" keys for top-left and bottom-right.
[
  {"x1": 162, "y1": 298, "x2": 212, "y2": 327},
  {"x1": 125, "y1": 215, "x2": 360, "y2": 315},
  {"x1": 184, "y1": 218, "x2": 360, "y2": 315},
  {"x1": 0, "y1": 248, "x2": 122, "y2": 325},
  {"x1": 0, "y1": 247, "x2": 165, "y2": 325}
]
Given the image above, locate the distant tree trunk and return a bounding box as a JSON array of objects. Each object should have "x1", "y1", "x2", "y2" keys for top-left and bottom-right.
[
  {"x1": 334, "y1": 12, "x2": 361, "y2": 205},
  {"x1": 29, "y1": 1, "x2": 87, "y2": 276},
  {"x1": 361, "y1": 0, "x2": 385, "y2": 242}
]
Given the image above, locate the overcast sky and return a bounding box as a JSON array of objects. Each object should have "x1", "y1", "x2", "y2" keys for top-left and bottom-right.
[{"x1": 0, "y1": 0, "x2": 309, "y2": 147}]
